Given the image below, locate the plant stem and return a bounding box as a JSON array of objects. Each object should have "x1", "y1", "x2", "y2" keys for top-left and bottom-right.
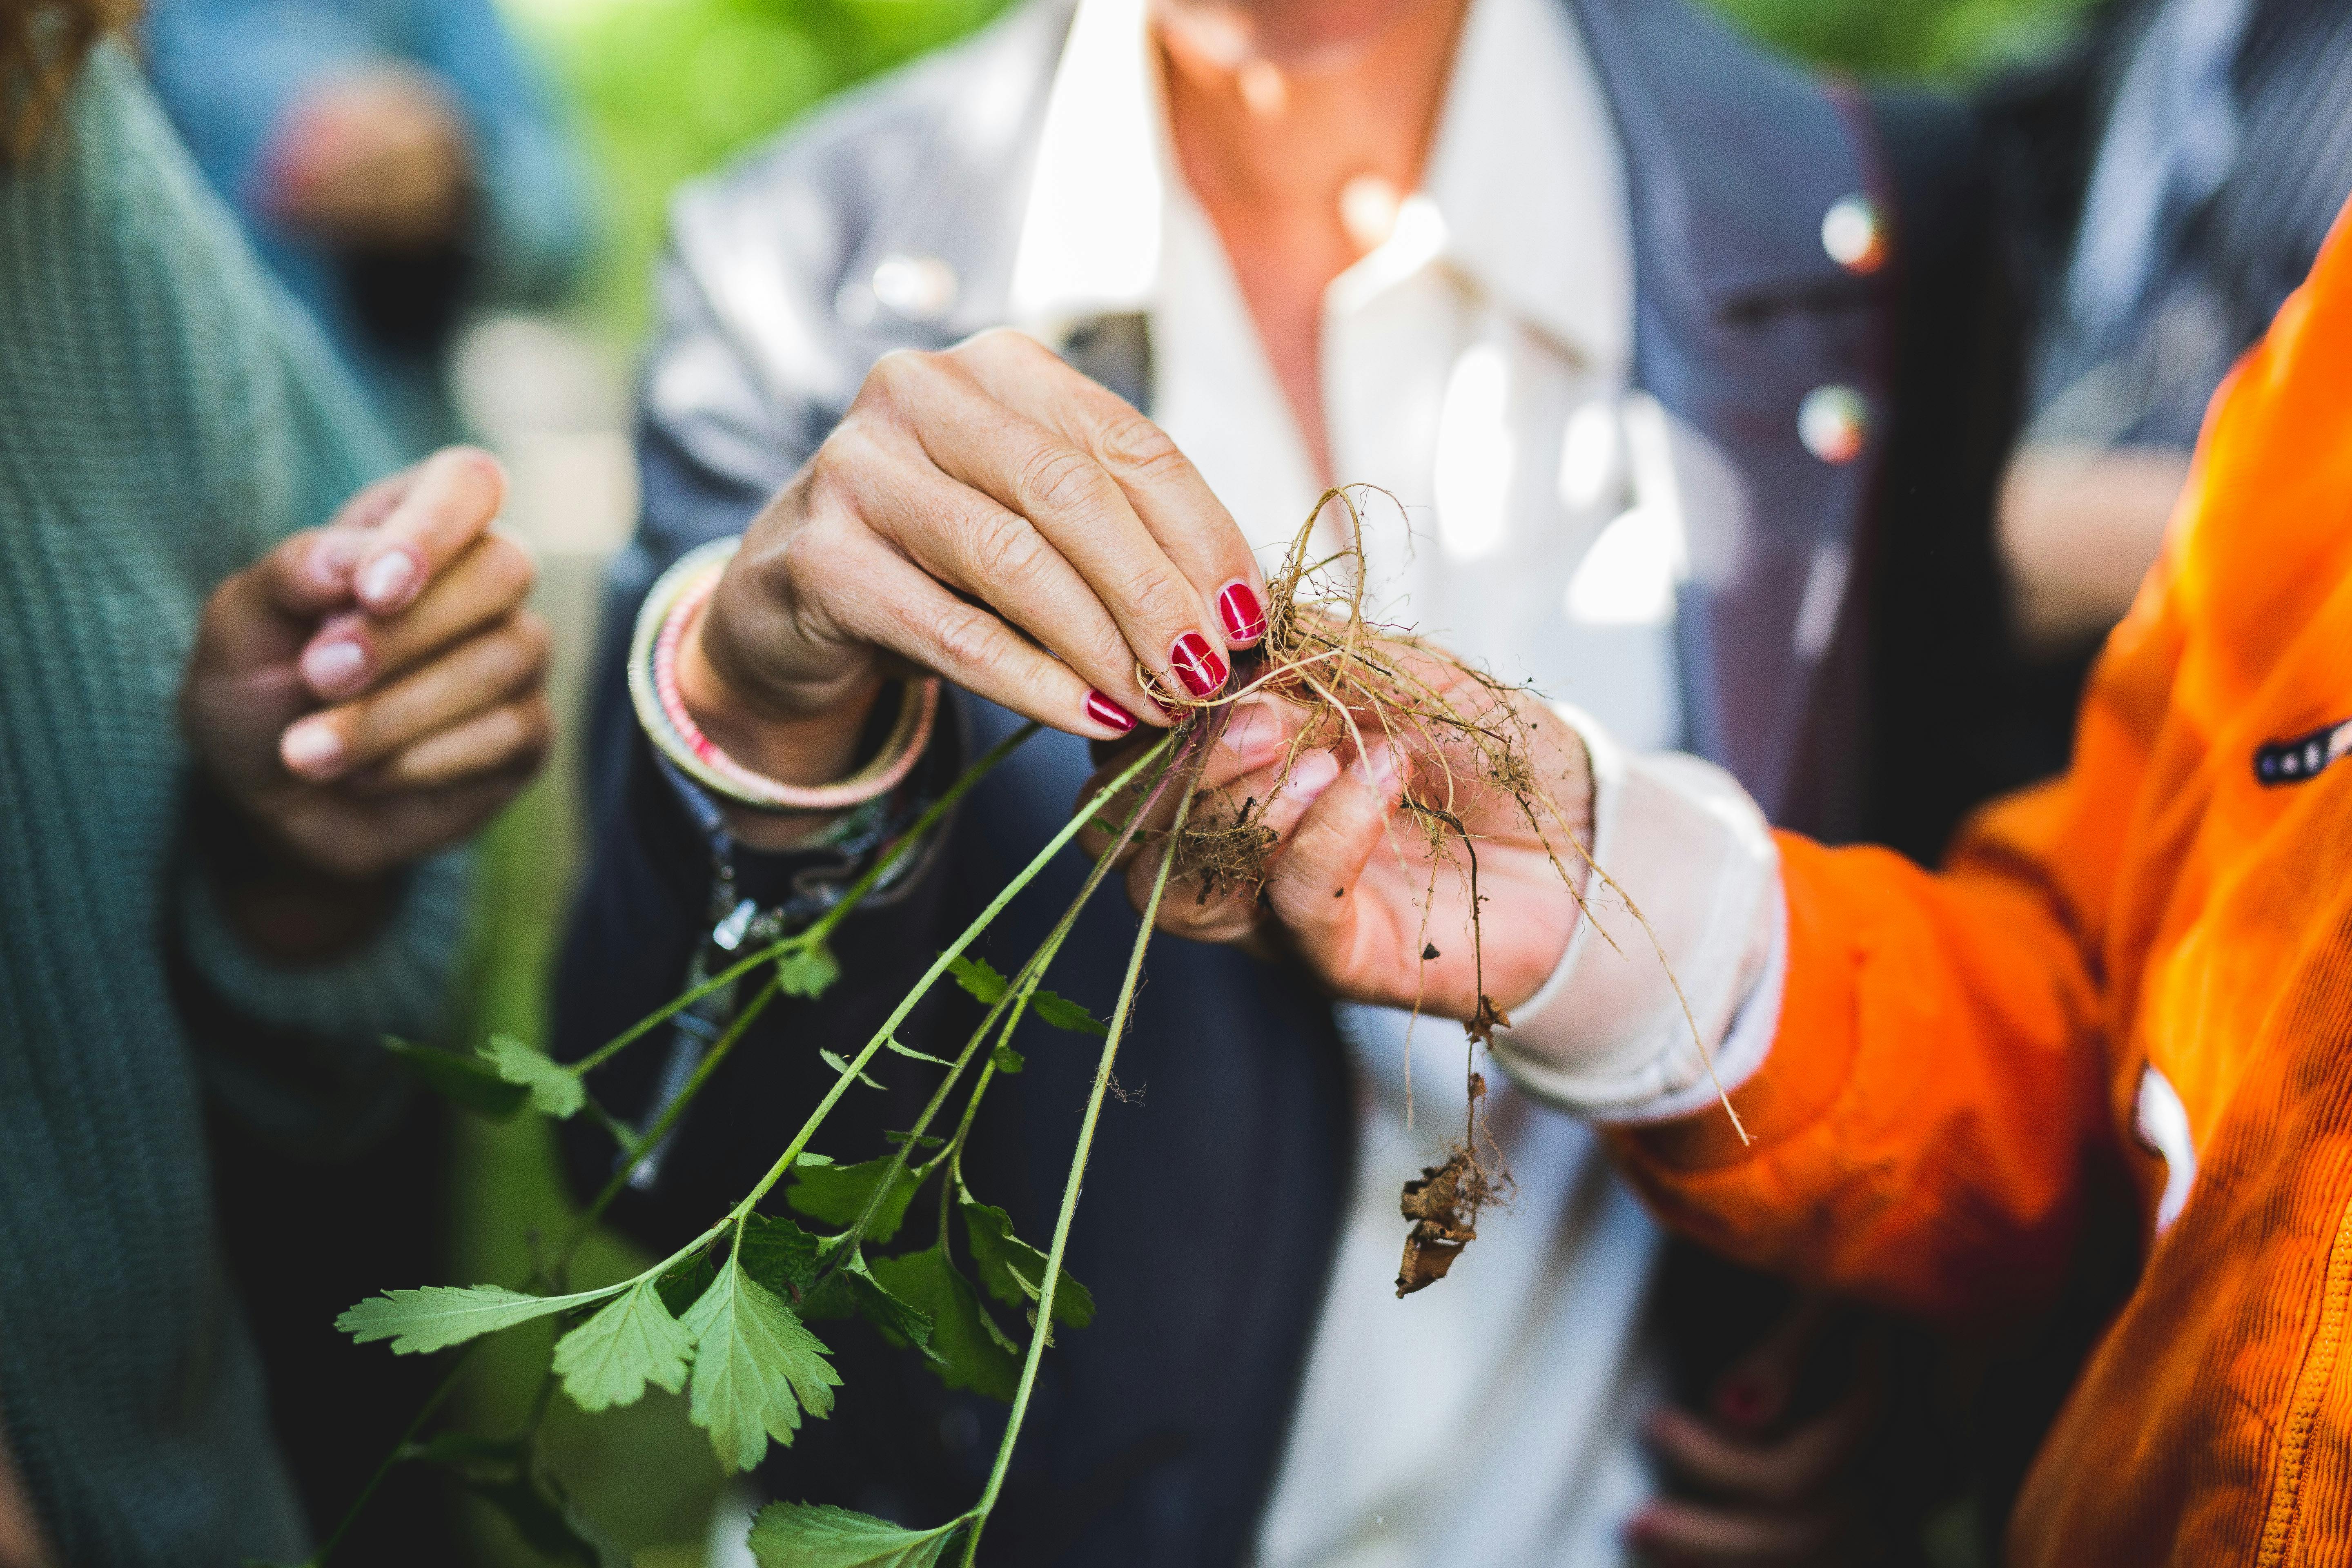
[
  {"x1": 558, "y1": 976, "x2": 782, "y2": 1274},
  {"x1": 310, "y1": 1345, "x2": 475, "y2": 1566},
  {"x1": 727, "y1": 734, "x2": 1175, "y2": 1222},
  {"x1": 959, "y1": 766, "x2": 1201, "y2": 1566},
  {"x1": 564, "y1": 721, "x2": 1043, "y2": 1081}
]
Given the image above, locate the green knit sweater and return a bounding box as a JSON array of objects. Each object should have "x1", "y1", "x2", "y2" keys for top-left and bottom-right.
[{"x1": 0, "y1": 47, "x2": 467, "y2": 1565}]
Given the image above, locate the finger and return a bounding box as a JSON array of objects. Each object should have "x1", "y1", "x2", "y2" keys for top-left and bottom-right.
[
  {"x1": 297, "y1": 532, "x2": 537, "y2": 700},
  {"x1": 351, "y1": 694, "x2": 552, "y2": 793},
  {"x1": 824, "y1": 536, "x2": 1140, "y2": 742},
  {"x1": 1624, "y1": 1500, "x2": 1838, "y2": 1567},
  {"x1": 280, "y1": 614, "x2": 547, "y2": 781},
  {"x1": 1711, "y1": 1295, "x2": 1839, "y2": 1433},
  {"x1": 1644, "y1": 1394, "x2": 1874, "y2": 1509},
  {"x1": 1206, "y1": 742, "x2": 1385, "y2": 935},
  {"x1": 841, "y1": 437, "x2": 1170, "y2": 722},
  {"x1": 281, "y1": 768, "x2": 536, "y2": 881},
  {"x1": 1144, "y1": 747, "x2": 1345, "y2": 939},
  {"x1": 959, "y1": 330, "x2": 1269, "y2": 648},
  {"x1": 875, "y1": 349, "x2": 1232, "y2": 704},
  {"x1": 350, "y1": 445, "x2": 507, "y2": 615}
]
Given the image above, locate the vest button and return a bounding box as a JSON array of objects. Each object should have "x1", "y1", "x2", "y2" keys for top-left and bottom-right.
[
  {"x1": 1821, "y1": 193, "x2": 1886, "y2": 275},
  {"x1": 1799, "y1": 386, "x2": 1868, "y2": 464}
]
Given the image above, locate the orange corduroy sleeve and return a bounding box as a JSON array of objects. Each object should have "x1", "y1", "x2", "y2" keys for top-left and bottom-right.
[{"x1": 1610, "y1": 570, "x2": 2189, "y2": 1327}]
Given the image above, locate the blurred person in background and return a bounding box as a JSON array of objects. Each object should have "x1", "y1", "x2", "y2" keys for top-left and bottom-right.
[
  {"x1": 140, "y1": 0, "x2": 592, "y2": 456},
  {"x1": 554, "y1": 0, "x2": 2022, "y2": 1559},
  {"x1": 0, "y1": 5, "x2": 550, "y2": 1562},
  {"x1": 1988, "y1": 0, "x2": 2352, "y2": 765}
]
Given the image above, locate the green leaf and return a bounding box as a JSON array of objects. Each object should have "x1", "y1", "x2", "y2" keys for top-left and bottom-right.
[
  {"x1": 959, "y1": 1194, "x2": 1095, "y2": 1329},
  {"x1": 803, "y1": 1245, "x2": 938, "y2": 1359},
  {"x1": 797, "y1": 1151, "x2": 835, "y2": 1165},
  {"x1": 945, "y1": 953, "x2": 1007, "y2": 1006},
  {"x1": 866, "y1": 1247, "x2": 1020, "y2": 1402},
  {"x1": 818, "y1": 1048, "x2": 884, "y2": 1090},
  {"x1": 383, "y1": 1038, "x2": 527, "y2": 1119},
  {"x1": 465, "y1": 1469, "x2": 630, "y2": 1568},
  {"x1": 1028, "y1": 989, "x2": 1108, "y2": 1037},
  {"x1": 884, "y1": 1036, "x2": 955, "y2": 1067},
  {"x1": 400, "y1": 1430, "x2": 526, "y2": 1467},
  {"x1": 737, "y1": 1216, "x2": 940, "y2": 1364},
  {"x1": 746, "y1": 1502, "x2": 962, "y2": 1568},
  {"x1": 478, "y1": 1034, "x2": 584, "y2": 1120},
  {"x1": 777, "y1": 942, "x2": 841, "y2": 999},
  {"x1": 737, "y1": 1212, "x2": 822, "y2": 1300},
  {"x1": 679, "y1": 1256, "x2": 840, "y2": 1474},
  {"x1": 337, "y1": 1282, "x2": 624, "y2": 1355},
  {"x1": 551, "y1": 1277, "x2": 696, "y2": 1412},
  {"x1": 787, "y1": 1155, "x2": 922, "y2": 1244},
  {"x1": 883, "y1": 1131, "x2": 944, "y2": 1150},
  {"x1": 656, "y1": 1249, "x2": 718, "y2": 1319},
  {"x1": 989, "y1": 1043, "x2": 1024, "y2": 1075}
]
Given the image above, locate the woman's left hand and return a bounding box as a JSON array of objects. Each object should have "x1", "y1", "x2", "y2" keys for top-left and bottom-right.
[{"x1": 1076, "y1": 662, "x2": 1593, "y2": 1025}]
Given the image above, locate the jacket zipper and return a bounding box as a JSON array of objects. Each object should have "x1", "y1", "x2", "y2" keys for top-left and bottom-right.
[{"x1": 2258, "y1": 1189, "x2": 2352, "y2": 1566}]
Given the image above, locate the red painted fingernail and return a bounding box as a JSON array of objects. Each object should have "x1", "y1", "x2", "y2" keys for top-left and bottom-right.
[
  {"x1": 1084, "y1": 690, "x2": 1136, "y2": 733},
  {"x1": 1217, "y1": 581, "x2": 1267, "y2": 644},
  {"x1": 1169, "y1": 632, "x2": 1227, "y2": 697}
]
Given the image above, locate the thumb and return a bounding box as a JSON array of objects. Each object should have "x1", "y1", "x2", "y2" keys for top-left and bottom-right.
[{"x1": 1258, "y1": 744, "x2": 1398, "y2": 969}]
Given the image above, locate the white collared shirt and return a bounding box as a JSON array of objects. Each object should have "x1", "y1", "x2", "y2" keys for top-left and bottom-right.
[{"x1": 1003, "y1": 0, "x2": 1792, "y2": 1562}]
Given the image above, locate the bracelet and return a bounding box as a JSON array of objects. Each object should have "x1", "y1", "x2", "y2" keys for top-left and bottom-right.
[{"x1": 629, "y1": 538, "x2": 940, "y2": 813}]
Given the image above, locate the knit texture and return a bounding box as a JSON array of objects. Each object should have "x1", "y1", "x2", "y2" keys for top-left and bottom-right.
[{"x1": 0, "y1": 46, "x2": 466, "y2": 1565}]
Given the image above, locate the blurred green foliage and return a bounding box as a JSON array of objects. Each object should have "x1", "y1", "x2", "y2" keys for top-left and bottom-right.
[{"x1": 508, "y1": 0, "x2": 2094, "y2": 340}]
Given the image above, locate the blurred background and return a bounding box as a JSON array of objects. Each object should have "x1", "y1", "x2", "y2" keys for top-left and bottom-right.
[{"x1": 388, "y1": 0, "x2": 2097, "y2": 1559}]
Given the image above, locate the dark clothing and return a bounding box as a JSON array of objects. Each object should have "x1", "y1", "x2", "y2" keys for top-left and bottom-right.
[{"x1": 556, "y1": 0, "x2": 2017, "y2": 1558}]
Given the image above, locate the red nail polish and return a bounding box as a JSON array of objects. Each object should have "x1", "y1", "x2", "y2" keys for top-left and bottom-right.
[
  {"x1": 1169, "y1": 632, "x2": 1228, "y2": 697},
  {"x1": 1716, "y1": 1375, "x2": 1775, "y2": 1428},
  {"x1": 1084, "y1": 690, "x2": 1137, "y2": 733},
  {"x1": 1218, "y1": 581, "x2": 1267, "y2": 644}
]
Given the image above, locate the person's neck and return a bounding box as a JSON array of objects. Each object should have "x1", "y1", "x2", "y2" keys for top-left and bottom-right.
[{"x1": 1157, "y1": 0, "x2": 1468, "y2": 483}]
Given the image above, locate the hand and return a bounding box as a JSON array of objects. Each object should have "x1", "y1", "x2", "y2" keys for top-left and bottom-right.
[
  {"x1": 265, "y1": 64, "x2": 472, "y2": 249},
  {"x1": 181, "y1": 448, "x2": 550, "y2": 958},
  {"x1": 1630, "y1": 1298, "x2": 1884, "y2": 1567},
  {"x1": 1074, "y1": 656, "x2": 1595, "y2": 1025},
  {"x1": 678, "y1": 330, "x2": 1270, "y2": 803}
]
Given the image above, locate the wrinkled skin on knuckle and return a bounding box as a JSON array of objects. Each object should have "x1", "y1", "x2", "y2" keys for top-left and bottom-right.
[
  {"x1": 1014, "y1": 440, "x2": 1116, "y2": 527},
  {"x1": 926, "y1": 600, "x2": 1010, "y2": 679},
  {"x1": 1095, "y1": 410, "x2": 1185, "y2": 478},
  {"x1": 962, "y1": 502, "x2": 1056, "y2": 596}
]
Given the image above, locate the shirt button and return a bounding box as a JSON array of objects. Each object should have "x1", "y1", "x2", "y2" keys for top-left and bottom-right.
[
  {"x1": 1820, "y1": 193, "x2": 1886, "y2": 275},
  {"x1": 870, "y1": 253, "x2": 960, "y2": 322},
  {"x1": 1799, "y1": 386, "x2": 1868, "y2": 464}
]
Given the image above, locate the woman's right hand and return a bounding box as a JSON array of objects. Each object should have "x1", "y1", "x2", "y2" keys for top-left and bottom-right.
[{"x1": 677, "y1": 330, "x2": 1271, "y2": 793}]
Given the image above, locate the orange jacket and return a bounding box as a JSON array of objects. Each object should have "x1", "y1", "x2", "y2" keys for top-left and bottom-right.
[{"x1": 1617, "y1": 214, "x2": 2352, "y2": 1563}]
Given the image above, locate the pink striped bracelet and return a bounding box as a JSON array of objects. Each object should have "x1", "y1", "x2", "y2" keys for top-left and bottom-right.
[{"x1": 647, "y1": 563, "x2": 939, "y2": 813}]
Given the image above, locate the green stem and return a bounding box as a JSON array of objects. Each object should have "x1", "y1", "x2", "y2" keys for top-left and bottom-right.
[
  {"x1": 310, "y1": 1345, "x2": 475, "y2": 1566},
  {"x1": 564, "y1": 722, "x2": 1043, "y2": 1082},
  {"x1": 959, "y1": 766, "x2": 1202, "y2": 1565},
  {"x1": 726, "y1": 734, "x2": 1175, "y2": 1223},
  {"x1": 557, "y1": 976, "x2": 783, "y2": 1274}
]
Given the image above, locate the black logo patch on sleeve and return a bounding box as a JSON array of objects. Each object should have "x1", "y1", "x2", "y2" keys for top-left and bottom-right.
[{"x1": 2255, "y1": 717, "x2": 2352, "y2": 786}]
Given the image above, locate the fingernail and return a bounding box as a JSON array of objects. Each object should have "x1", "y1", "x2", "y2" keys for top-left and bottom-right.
[
  {"x1": 1361, "y1": 743, "x2": 1399, "y2": 790},
  {"x1": 281, "y1": 719, "x2": 344, "y2": 775},
  {"x1": 1217, "y1": 581, "x2": 1267, "y2": 644},
  {"x1": 1283, "y1": 749, "x2": 1341, "y2": 799},
  {"x1": 1169, "y1": 632, "x2": 1228, "y2": 698},
  {"x1": 356, "y1": 548, "x2": 418, "y2": 608},
  {"x1": 300, "y1": 637, "x2": 368, "y2": 693},
  {"x1": 1084, "y1": 690, "x2": 1136, "y2": 734}
]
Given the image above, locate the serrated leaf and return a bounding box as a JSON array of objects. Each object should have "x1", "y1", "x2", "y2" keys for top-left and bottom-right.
[
  {"x1": 959, "y1": 1194, "x2": 1095, "y2": 1329},
  {"x1": 1028, "y1": 990, "x2": 1108, "y2": 1037},
  {"x1": 884, "y1": 1037, "x2": 955, "y2": 1067},
  {"x1": 798, "y1": 1151, "x2": 835, "y2": 1165},
  {"x1": 383, "y1": 1038, "x2": 527, "y2": 1119},
  {"x1": 988, "y1": 1043, "x2": 1024, "y2": 1075},
  {"x1": 679, "y1": 1257, "x2": 840, "y2": 1474},
  {"x1": 737, "y1": 1212, "x2": 822, "y2": 1300},
  {"x1": 801, "y1": 1245, "x2": 937, "y2": 1358},
  {"x1": 776, "y1": 942, "x2": 841, "y2": 999},
  {"x1": 479, "y1": 1034, "x2": 584, "y2": 1120},
  {"x1": 746, "y1": 1501, "x2": 962, "y2": 1568},
  {"x1": 551, "y1": 1278, "x2": 695, "y2": 1412},
  {"x1": 818, "y1": 1049, "x2": 884, "y2": 1090},
  {"x1": 337, "y1": 1282, "x2": 623, "y2": 1355},
  {"x1": 787, "y1": 1156, "x2": 922, "y2": 1244},
  {"x1": 656, "y1": 1250, "x2": 718, "y2": 1319},
  {"x1": 946, "y1": 953, "x2": 1007, "y2": 1006},
  {"x1": 866, "y1": 1247, "x2": 1020, "y2": 1402}
]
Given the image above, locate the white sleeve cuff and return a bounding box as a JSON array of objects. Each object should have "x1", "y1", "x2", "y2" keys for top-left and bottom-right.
[{"x1": 1487, "y1": 704, "x2": 1784, "y2": 1121}]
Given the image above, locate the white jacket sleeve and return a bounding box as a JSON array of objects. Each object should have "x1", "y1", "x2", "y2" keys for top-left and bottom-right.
[{"x1": 1488, "y1": 704, "x2": 1785, "y2": 1122}]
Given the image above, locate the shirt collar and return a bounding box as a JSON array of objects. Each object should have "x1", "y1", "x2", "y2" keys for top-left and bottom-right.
[{"x1": 1008, "y1": 0, "x2": 1632, "y2": 372}]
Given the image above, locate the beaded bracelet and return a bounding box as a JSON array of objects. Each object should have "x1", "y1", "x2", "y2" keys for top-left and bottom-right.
[{"x1": 628, "y1": 537, "x2": 940, "y2": 814}]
